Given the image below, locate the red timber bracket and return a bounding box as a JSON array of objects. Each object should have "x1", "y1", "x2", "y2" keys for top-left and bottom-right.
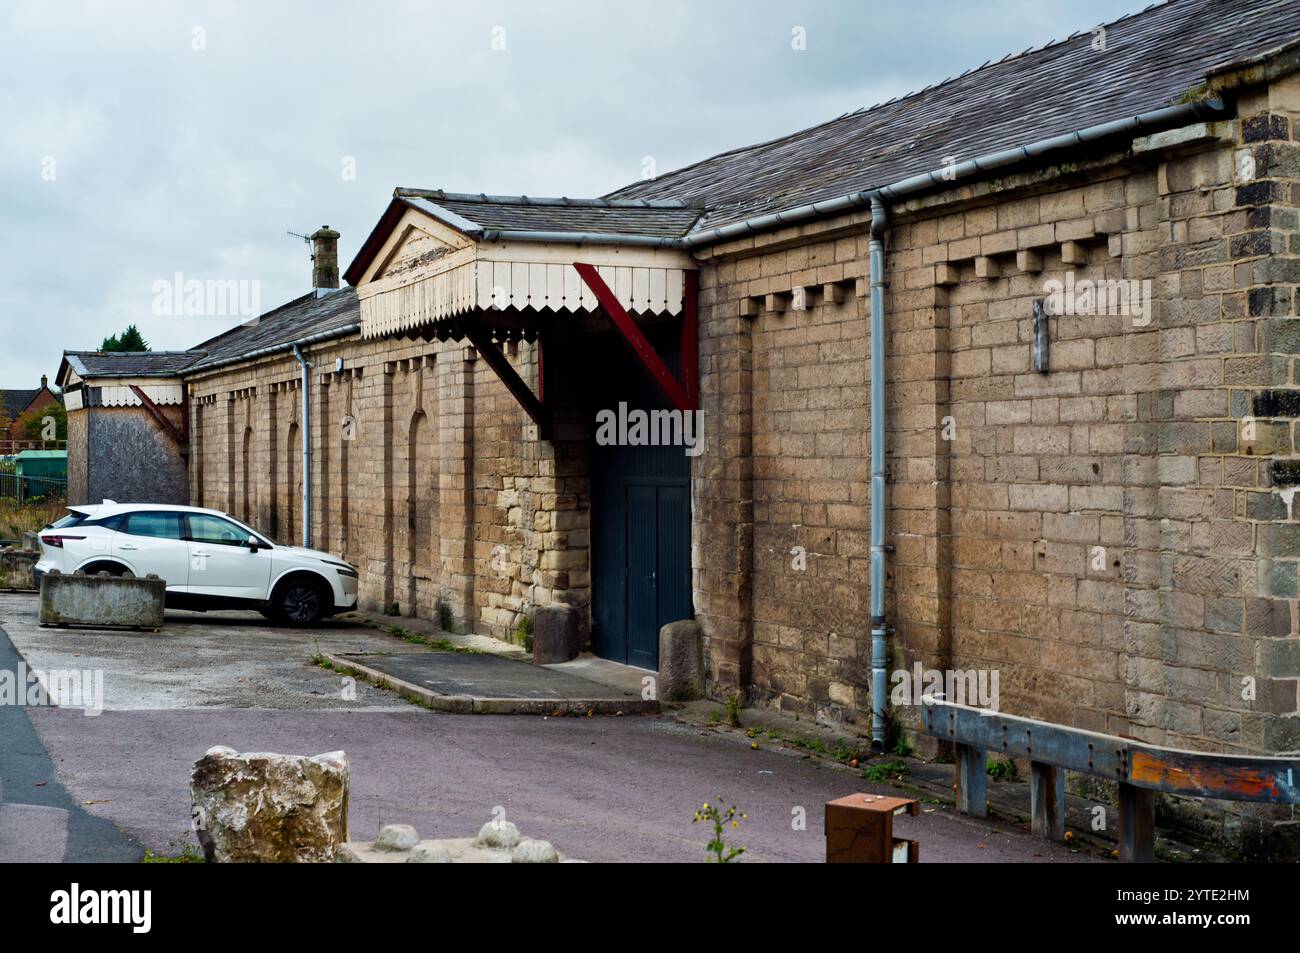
[
  {"x1": 573, "y1": 263, "x2": 698, "y2": 413},
  {"x1": 128, "y1": 384, "x2": 189, "y2": 454},
  {"x1": 455, "y1": 312, "x2": 551, "y2": 439}
]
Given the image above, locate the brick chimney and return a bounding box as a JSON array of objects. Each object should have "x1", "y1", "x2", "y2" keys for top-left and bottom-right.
[
  {"x1": 311, "y1": 226, "x2": 341, "y2": 292},
  {"x1": 40, "y1": 374, "x2": 48, "y2": 390}
]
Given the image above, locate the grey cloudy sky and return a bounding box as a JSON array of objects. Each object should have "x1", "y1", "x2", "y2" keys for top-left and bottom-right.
[{"x1": 0, "y1": 0, "x2": 1145, "y2": 387}]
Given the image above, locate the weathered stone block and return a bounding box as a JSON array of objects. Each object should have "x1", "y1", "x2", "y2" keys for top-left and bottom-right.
[
  {"x1": 375, "y1": 823, "x2": 419, "y2": 851},
  {"x1": 190, "y1": 746, "x2": 348, "y2": 863},
  {"x1": 477, "y1": 819, "x2": 522, "y2": 849},
  {"x1": 532, "y1": 604, "x2": 579, "y2": 665},
  {"x1": 658, "y1": 619, "x2": 705, "y2": 702},
  {"x1": 338, "y1": 822, "x2": 579, "y2": 863}
]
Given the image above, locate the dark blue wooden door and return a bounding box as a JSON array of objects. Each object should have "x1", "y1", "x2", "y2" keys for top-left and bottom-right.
[
  {"x1": 589, "y1": 327, "x2": 692, "y2": 669},
  {"x1": 625, "y1": 484, "x2": 659, "y2": 667},
  {"x1": 594, "y1": 475, "x2": 691, "y2": 669}
]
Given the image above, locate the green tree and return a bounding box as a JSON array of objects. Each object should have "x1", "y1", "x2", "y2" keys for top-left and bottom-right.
[
  {"x1": 100, "y1": 324, "x2": 150, "y2": 352},
  {"x1": 20, "y1": 400, "x2": 67, "y2": 443}
]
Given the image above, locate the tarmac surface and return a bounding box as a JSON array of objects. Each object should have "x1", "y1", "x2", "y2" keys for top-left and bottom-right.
[
  {"x1": 0, "y1": 592, "x2": 1093, "y2": 863},
  {"x1": 0, "y1": 620, "x2": 141, "y2": 862}
]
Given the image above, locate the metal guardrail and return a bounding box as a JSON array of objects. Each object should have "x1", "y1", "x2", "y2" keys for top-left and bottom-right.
[
  {"x1": 921, "y1": 699, "x2": 1300, "y2": 862},
  {"x1": 0, "y1": 471, "x2": 66, "y2": 500},
  {"x1": 0, "y1": 439, "x2": 66, "y2": 451}
]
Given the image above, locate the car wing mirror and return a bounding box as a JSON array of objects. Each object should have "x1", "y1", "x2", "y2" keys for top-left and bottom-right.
[{"x1": 247, "y1": 535, "x2": 260, "y2": 553}]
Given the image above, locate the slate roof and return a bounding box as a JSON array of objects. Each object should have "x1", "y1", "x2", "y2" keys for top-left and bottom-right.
[
  {"x1": 61, "y1": 351, "x2": 202, "y2": 378},
  {"x1": 71, "y1": 0, "x2": 1300, "y2": 383},
  {"x1": 395, "y1": 189, "x2": 703, "y2": 239},
  {"x1": 607, "y1": 0, "x2": 1300, "y2": 234},
  {"x1": 185, "y1": 287, "x2": 360, "y2": 371},
  {"x1": 59, "y1": 290, "x2": 360, "y2": 381},
  {"x1": 0, "y1": 388, "x2": 43, "y2": 420}
]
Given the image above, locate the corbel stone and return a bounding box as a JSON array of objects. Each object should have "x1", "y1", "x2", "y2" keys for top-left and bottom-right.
[
  {"x1": 821, "y1": 282, "x2": 845, "y2": 304},
  {"x1": 1060, "y1": 241, "x2": 1088, "y2": 266},
  {"x1": 1016, "y1": 249, "x2": 1044, "y2": 273}
]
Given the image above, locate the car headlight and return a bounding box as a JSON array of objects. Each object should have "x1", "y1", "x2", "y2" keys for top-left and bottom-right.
[{"x1": 322, "y1": 560, "x2": 358, "y2": 578}]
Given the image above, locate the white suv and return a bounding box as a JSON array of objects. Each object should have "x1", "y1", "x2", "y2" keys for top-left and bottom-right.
[{"x1": 34, "y1": 501, "x2": 359, "y2": 626}]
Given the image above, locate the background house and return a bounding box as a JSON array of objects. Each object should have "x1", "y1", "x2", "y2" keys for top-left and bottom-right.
[{"x1": 0, "y1": 375, "x2": 62, "y2": 456}]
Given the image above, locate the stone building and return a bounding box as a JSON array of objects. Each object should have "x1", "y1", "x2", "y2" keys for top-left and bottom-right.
[{"x1": 71, "y1": 0, "x2": 1300, "y2": 845}]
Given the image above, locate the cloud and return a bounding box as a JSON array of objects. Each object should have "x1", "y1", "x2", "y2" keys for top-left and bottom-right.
[{"x1": 0, "y1": 0, "x2": 1142, "y2": 385}]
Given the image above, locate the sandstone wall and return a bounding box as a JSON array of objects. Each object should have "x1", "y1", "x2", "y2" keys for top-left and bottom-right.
[
  {"x1": 692, "y1": 85, "x2": 1300, "y2": 763},
  {"x1": 186, "y1": 333, "x2": 589, "y2": 640}
]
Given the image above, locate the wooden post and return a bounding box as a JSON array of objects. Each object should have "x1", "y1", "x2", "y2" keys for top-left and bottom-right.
[
  {"x1": 1118, "y1": 782, "x2": 1155, "y2": 862},
  {"x1": 955, "y1": 743, "x2": 987, "y2": 818},
  {"x1": 1030, "y1": 761, "x2": 1065, "y2": 840}
]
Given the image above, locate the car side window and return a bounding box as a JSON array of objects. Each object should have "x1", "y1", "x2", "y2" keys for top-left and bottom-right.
[
  {"x1": 187, "y1": 514, "x2": 249, "y2": 547},
  {"x1": 122, "y1": 511, "x2": 184, "y2": 540}
]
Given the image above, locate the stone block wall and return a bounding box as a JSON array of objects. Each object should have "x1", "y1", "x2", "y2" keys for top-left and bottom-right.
[
  {"x1": 690, "y1": 77, "x2": 1300, "y2": 768},
  {"x1": 186, "y1": 330, "x2": 590, "y2": 641}
]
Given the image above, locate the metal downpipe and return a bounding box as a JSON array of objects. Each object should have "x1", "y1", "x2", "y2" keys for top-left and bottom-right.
[
  {"x1": 291, "y1": 344, "x2": 312, "y2": 548},
  {"x1": 869, "y1": 195, "x2": 890, "y2": 753}
]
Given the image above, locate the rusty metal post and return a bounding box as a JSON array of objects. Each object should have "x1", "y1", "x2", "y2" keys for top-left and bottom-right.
[
  {"x1": 1118, "y1": 782, "x2": 1155, "y2": 862},
  {"x1": 955, "y1": 743, "x2": 987, "y2": 818},
  {"x1": 1030, "y1": 761, "x2": 1065, "y2": 840},
  {"x1": 825, "y1": 793, "x2": 919, "y2": 863}
]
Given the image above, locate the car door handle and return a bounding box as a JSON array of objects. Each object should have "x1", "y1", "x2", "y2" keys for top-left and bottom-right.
[
  {"x1": 118, "y1": 543, "x2": 138, "y2": 550},
  {"x1": 191, "y1": 550, "x2": 209, "y2": 557}
]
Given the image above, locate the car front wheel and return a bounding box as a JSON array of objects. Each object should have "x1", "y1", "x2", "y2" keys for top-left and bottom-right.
[{"x1": 274, "y1": 579, "x2": 328, "y2": 627}]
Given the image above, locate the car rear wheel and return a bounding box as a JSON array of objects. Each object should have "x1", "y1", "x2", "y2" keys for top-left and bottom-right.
[
  {"x1": 274, "y1": 578, "x2": 328, "y2": 627},
  {"x1": 85, "y1": 563, "x2": 134, "y2": 579}
]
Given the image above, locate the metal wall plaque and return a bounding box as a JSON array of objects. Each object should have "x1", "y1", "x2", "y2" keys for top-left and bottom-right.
[{"x1": 1032, "y1": 297, "x2": 1050, "y2": 374}]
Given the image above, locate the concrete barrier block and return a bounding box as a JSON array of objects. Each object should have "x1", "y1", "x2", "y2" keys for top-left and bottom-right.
[
  {"x1": 39, "y1": 571, "x2": 166, "y2": 630},
  {"x1": 0, "y1": 549, "x2": 38, "y2": 589},
  {"x1": 532, "y1": 605, "x2": 579, "y2": 665},
  {"x1": 658, "y1": 619, "x2": 704, "y2": 701}
]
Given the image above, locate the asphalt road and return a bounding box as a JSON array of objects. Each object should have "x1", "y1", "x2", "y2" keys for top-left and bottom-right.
[
  {"x1": 0, "y1": 593, "x2": 1090, "y2": 863},
  {"x1": 27, "y1": 706, "x2": 1092, "y2": 863},
  {"x1": 0, "y1": 621, "x2": 140, "y2": 862}
]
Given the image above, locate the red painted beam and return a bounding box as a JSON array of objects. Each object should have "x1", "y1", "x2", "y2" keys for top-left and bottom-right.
[{"x1": 573, "y1": 262, "x2": 692, "y2": 414}]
